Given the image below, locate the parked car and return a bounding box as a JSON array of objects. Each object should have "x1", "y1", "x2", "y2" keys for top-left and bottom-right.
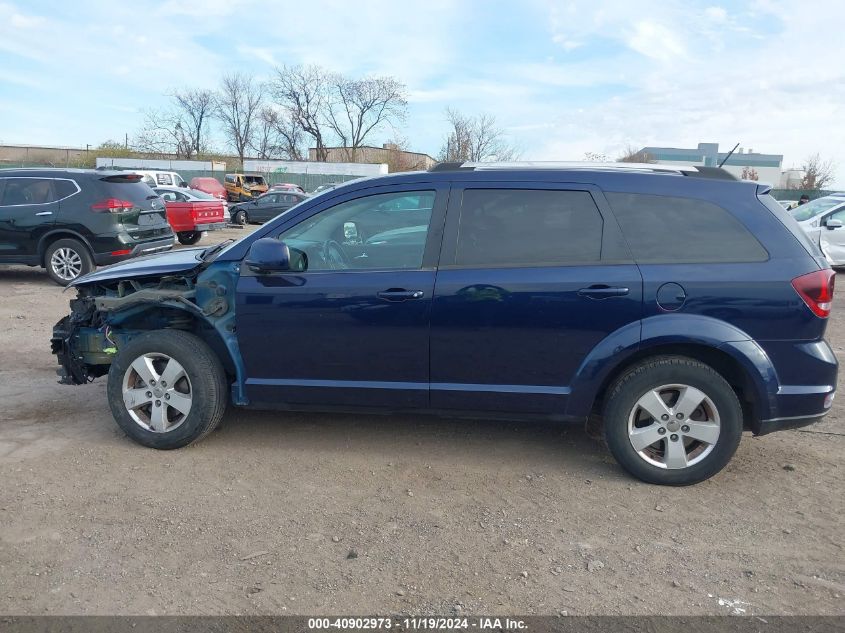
[
  {"x1": 0, "y1": 168, "x2": 172, "y2": 285},
  {"x1": 790, "y1": 193, "x2": 845, "y2": 265},
  {"x1": 189, "y1": 177, "x2": 228, "y2": 203},
  {"x1": 311, "y1": 183, "x2": 340, "y2": 195},
  {"x1": 152, "y1": 186, "x2": 228, "y2": 245},
  {"x1": 269, "y1": 182, "x2": 305, "y2": 193},
  {"x1": 51, "y1": 162, "x2": 837, "y2": 485},
  {"x1": 229, "y1": 191, "x2": 309, "y2": 225},
  {"x1": 224, "y1": 173, "x2": 268, "y2": 202}
]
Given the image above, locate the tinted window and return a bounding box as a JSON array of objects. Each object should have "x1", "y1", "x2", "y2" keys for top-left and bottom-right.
[
  {"x1": 54, "y1": 179, "x2": 78, "y2": 199},
  {"x1": 279, "y1": 191, "x2": 435, "y2": 271},
  {"x1": 455, "y1": 189, "x2": 603, "y2": 266},
  {"x1": 0, "y1": 178, "x2": 56, "y2": 205},
  {"x1": 607, "y1": 192, "x2": 768, "y2": 264}
]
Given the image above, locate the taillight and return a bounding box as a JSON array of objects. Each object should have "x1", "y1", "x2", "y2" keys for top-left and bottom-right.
[
  {"x1": 792, "y1": 269, "x2": 835, "y2": 318},
  {"x1": 92, "y1": 198, "x2": 135, "y2": 213}
]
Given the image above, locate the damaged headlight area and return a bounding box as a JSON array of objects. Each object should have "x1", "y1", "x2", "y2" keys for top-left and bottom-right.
[{"x1": 51, "y1": 274, "x2": 210, "y2": 385}]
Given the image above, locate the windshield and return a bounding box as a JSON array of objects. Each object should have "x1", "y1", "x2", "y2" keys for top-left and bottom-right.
[
  {"x1": 244, "y1": 176, "x2": 266, "y2": 186},
  {"x1": 790, "y1": 196, "x2": 845, "y2": 222}
]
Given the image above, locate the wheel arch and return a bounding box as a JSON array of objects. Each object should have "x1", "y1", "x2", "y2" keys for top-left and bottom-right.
[
  {"x1": 38, "y1": 229, "x2": 95, "y2": 266},
  {"x1": 567, "y1": 315, "x2": 779, "y2": 431},
  {"x1": 108, "y1": 305, "x2": 238, "y2": 382}
]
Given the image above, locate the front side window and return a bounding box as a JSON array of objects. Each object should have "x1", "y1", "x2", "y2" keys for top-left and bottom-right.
[
  {"x1": 0, "y1": 178, "x2": 57, "y2": 206},
  {"x1": 278, "y1": 190, "x2": 435, "y2": 271},
  {"x1": 607, "y1": 192, "x2": 768, "y2": 264},
  {"x1": 455, "y1": 189, "x2": 604, "y2": 266}
]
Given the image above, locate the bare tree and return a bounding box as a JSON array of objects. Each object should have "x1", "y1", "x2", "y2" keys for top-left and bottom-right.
[
  {"x1": 133, "y1": 108, "x2": 195, "y2": 158},
  {"x1": 325, "y1": 76, "x2": 407, "y2": 161},
  {"x1": 216, "y1": 73, "x2": 263, "y2": 168},
  {"x1": 800, "y1": 153, "x2": 836, "y2": 190},
  {"x1": 584, "y1": 151, "x2": 610, "y2": 162},
  {"x1": 617, "y1": 145, "x2": 654, "y2": 163},
  {"x1": 382, "y1": 135, "x2": 427, "y2": 172},
  {"x1": 172, "y1": 88, "x2": 215, "y2": 157},
  {"x1": 253, "y1": 107, "x2": 305, "y2": 160},
  {"x1": 271, "y1": 65, "x2": 332, "y2": 161},
  {"x1": 438, "y1": 108, "x2": 519, "y2": 162}
]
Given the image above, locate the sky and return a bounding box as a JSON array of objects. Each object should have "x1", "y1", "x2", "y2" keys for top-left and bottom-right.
[{"x1": 0, "y1": 0, "x2": 844, "y2": 186}]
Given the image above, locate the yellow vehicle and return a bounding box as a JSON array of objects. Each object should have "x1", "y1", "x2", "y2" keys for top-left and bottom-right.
[{"x1": 223, "y1": 173, "x2": 268, "y2": 202}]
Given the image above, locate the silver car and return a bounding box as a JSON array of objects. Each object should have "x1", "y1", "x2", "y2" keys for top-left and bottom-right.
[{"x1": 790, "y1": 194, "x2": 845, "y2": 265}]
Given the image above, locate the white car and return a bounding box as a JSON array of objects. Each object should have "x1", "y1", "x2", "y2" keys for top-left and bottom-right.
[{"x1": 790, "y1": 194, "x2": 845, "y2": 265}]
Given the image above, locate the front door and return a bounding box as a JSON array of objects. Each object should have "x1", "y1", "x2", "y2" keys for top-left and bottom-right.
[
  {"x1": 430, "y1": 183, "x2": 642, "y2": 414},
  {"x1": 236, "y1": 185, "x2": 448, "y2": 409}
]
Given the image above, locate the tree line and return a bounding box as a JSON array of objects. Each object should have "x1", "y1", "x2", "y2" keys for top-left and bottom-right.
[{"x1": 125, "y1": 64, "x2": 520, "y2": 169}]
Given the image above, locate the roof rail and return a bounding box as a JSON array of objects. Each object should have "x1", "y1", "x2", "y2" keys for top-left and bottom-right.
[{"x1": 429, "y1": 161, "x2": 738, "y2": 181}]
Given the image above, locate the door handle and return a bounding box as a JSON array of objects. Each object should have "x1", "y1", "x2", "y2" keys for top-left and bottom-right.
[
  {"x1": 577, "y1": 285, "x2": 630, "y2": 299},
  {"x1": 377, "y1": 289, "x2": 425, "y2": 302},
  {"x1": 35, "y1": 211, "x2": 53, "y2": 216}
]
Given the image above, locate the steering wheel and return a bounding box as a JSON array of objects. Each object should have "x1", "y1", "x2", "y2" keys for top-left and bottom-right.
[{"x1": 323, "y1": 240, "x2": 351, "y2": 270}]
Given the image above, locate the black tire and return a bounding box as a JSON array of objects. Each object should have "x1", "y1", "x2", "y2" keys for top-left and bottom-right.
[
  {"x1": 106, "y1": 330, "x2": 228, "y2": 450},
  {"x1": 232, "y1": 209, "x2": 248, "y2": 225},
  {"x1": 177, "y1": 231, "x2": 204, "y2": 245},
  {"x1": 44, "y1": 238, "x2": 94, "y2": 285},
  {"x1": 602, "y1": 356, "x2": 743, "y2": 486}
]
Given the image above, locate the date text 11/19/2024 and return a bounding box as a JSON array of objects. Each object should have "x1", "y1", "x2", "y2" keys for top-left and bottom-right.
[{"x1": 308, "y1": 618, "x2": 528, "y2": 630}]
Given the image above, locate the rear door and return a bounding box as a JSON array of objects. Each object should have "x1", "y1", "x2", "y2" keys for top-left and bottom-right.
[
  {"x1": 430, "y1": 183, "x2": 642, "y2": 414},
  {"x1": 0, "y1": 177, "x2": 62, "y2": 260}
]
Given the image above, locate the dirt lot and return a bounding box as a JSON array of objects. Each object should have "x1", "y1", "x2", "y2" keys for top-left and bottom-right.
[{"x1": 0, "y1": 228, "x2": 842, "y2": 616}]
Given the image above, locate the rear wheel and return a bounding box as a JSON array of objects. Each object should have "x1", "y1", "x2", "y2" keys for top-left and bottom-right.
[
  {"x1": 45, "y1": 238, "x2": 93, "y2": 285},
  {"x1": 602, "y1": 356, "x2": 743, "y2": 485},
  {"x1": 177, "y1": 231, "x2": 205, "y2": 245},
  {"x1": 107, "y1": 330, "x2": 228, "y2": 449}
]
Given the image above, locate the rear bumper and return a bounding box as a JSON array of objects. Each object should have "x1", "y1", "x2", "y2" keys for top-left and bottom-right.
[{"x1": 93, "y1": 237, "x2": 175, "y2": 266}]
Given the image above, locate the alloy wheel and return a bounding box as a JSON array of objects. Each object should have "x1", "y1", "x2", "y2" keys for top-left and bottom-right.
[
  {"x1": 627, "y1": 384, "x2": 721, "y2": 469},
  {"x1": 121, "y1": 353, "x2": 193, "y2": 433},
  {"x1": 50, "y1": 247, "x2": 83, "y2": 281}
]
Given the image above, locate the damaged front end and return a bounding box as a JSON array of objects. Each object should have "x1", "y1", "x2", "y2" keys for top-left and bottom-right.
[{"x1": 50, "y1": 260, "x2": 245, "y2": 404}]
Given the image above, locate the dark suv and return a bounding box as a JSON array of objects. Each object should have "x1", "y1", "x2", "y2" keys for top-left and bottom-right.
[
  {"x1": 0, "y1": 169, "x2": 174, "y2": 284},
  {"x1": 51, "y1": 163, "x2": 838, "y2": 485}
]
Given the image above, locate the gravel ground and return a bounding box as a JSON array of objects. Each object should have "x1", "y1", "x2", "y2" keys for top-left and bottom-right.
[{"x1": 0, "y1": 228, "x2": 842, "y2": 616}]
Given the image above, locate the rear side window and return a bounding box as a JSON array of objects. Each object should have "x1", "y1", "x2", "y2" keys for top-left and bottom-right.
[
  {"x1": 606, "y1": 192, "x2": 768, "y2": 264},
  {"x1": 0, "y1": 178, "x2": 56, "y2": 205},
  {"x1": 97, "y1": 179, "x2": 159, "y2": 206},
  {"x1": 455, "y1": 189, "x2": 603, "y2": 266},
  {"x1": 758, "y1": 193, "x2": 824, "y2": 259},
  {"x1": 54, "y1": 179, "x2": 79, "y2": 199}
]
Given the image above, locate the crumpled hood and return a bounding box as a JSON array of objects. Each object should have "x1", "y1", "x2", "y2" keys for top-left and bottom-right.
[{"x1": 70, "y1": 247, "x2": 205, "y2": 287}]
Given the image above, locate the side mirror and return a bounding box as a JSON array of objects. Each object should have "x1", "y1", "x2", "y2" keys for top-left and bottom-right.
[
  {"x1": 245, "y1": 238, "x2": 291, "y2": 274},
  {"x1": 826, "y1": 219, "x2": 843, "y2": 230},
  {"x1": 343, "y1": 221, "x2": 359, "y2": 242}
]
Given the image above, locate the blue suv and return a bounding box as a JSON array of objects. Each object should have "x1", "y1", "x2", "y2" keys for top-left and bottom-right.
[{"x1": 51, "y1": 163, "x2": 838, "y2": 485}]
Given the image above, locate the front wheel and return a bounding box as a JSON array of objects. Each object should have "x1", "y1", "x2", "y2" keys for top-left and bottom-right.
[
  {"x1": 177, "y1": 231, "x2": 205, "y2": 245},
  {"x1": 106, "y1": 330, "x2": 228, "y2": 449},
  {"x1": 603, "y1": 356, "x2": 743, "y2": 485},
  {"x1": 232, "y1": 209, "x2": 248, "y2": 225}
]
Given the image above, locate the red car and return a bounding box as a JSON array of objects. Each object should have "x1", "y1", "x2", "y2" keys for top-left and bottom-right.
[
  {"x1": 153, "y1": 186, "x2": 228, "y2": 245},
  {"x1": 190, "y1": 177, "x2": 228, "y2": 202}
]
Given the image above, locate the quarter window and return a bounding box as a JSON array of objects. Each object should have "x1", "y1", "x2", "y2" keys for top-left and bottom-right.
[
  {"x1": 606, "y1": 192, "x2": 769, "y2": 264},
  {"x1": 54, "y1": 179, "x2": 78, "y2": 199},
  {"x1": 455, "y1": 189, "x2": 604, "y2": 266}
]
